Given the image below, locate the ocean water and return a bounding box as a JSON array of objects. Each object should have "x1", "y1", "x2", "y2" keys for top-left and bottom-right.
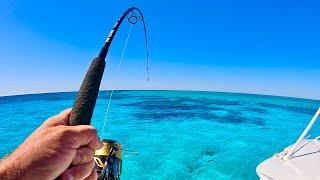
[{"x1": 0, "y1": 90, "x2": 319, "y2": 179}]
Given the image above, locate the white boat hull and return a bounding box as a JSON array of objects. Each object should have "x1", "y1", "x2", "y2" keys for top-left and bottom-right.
[{"x1": 257, "y1": 139, "x2": 320, "y2": 180}]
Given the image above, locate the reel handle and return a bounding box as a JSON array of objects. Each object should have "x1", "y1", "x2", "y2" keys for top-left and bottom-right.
[{"x1": 69, "y1": 57, "x2": 106, "y2": 125}]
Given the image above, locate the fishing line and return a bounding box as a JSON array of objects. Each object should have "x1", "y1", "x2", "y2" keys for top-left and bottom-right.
[
  {"x1": 100, "y1": 23, "x2": 134, "y2": 138},
  {"x1": 100, "y1": 11, "x2": 150, "y2": 138},
  {"x1": 143, "y1": 20, "x2": 150, "y2": 81}
]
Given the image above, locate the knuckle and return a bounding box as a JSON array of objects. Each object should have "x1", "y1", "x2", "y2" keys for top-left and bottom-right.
[
  {"x1": 42, "y1": 116, "x2": 56, "y2": 126},
  {"x1": 89, "y1": 159, "x2": 95, "y2": 168},
  {"x1": 74, "y1": 148, "x2": 94, "y2": 165},
  {"x1": 58, "y1": 127, "x2": 78, "y2": 147},
  {"x1": 61, "y1": 127, "x2": 73, "y2": 135},
  {"x1": 87, "y1": 126, "x2": 97, "y2": 134},
  {"x1": 81, "y1": 148, "x2": 94, "y2": 160},
  {"x1": 84, "y1": 148, "x2": 95, "y2": 157},
  {"x1": 81, "y1": 126, "x2": 98, "y2": 138},
  {"x1": 77, "y1": 125, "x2": 96, "y2": 134}
]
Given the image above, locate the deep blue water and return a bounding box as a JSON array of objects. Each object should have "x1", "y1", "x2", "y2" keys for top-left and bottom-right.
[{"x1": 0, "y1": 90, "x2": 319, "y2": 179}]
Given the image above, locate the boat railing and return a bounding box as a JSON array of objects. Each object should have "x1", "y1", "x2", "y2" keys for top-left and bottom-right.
[
  {"x1": 283, "y1": 107, "x2": 320, "y2": 160},
  {"x1": 314, "y1": 135, "x2": 320, "y2": 141}
]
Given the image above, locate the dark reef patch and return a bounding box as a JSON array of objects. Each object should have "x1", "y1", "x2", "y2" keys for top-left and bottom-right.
[
  {"x1": 245, "y1": 107, "x2": 267, "y2": 114},
  {"x1": 284, "y1": 106, "x2": 316, "y2": 115},
  {"x1": 202, "y1": 150, "x2": 216, "y2": 156},
  {"x1": 120, "y1": 96, "x2": 243, "y2": 112},
  {"x1": 126, "y1": 96, "x2": 265, "y2": 126},
  {"x1": 224, "y1": 114, "x2": 248, "y2": 124},
  {"x1": 257, "y1": 103, "x2": 282, "y2": 109},
  {"x1": 256, "y1": 102, "x2": 316, "y2": 115},
  {"x1": 196, "y1": 98, "x2": 244, "y2": 106}
]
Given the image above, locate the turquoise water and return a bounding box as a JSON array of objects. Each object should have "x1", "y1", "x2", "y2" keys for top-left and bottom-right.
[{"x1": 0, "y1": 90, "x2": 319, "y2": 179}]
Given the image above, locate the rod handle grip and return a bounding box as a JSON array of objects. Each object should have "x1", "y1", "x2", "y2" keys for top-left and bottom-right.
[{"x1": 69, "y1": 57, "x2": 105, "y2": 125}]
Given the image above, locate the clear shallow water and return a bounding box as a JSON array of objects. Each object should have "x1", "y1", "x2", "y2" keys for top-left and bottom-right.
[{"x1": 0, "y1": 90, "x2": 319, "y2": 179}]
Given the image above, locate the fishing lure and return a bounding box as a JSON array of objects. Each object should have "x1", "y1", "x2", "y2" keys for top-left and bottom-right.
[{"x1": 68, "y1": 7, "x2": 149, "y2": 179}]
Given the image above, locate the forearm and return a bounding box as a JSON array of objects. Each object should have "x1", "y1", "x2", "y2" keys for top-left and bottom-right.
[{"x1": 0, "y1": 153, "x2": 25, "y2": 180}]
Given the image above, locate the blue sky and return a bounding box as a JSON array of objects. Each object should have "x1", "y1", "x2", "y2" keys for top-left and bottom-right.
[{"x1": 0, "y1": 0, "x2": 319, "y2": 99}]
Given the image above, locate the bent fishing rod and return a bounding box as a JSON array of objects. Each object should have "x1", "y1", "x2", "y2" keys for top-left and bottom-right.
[
  {"x1": 69, "y1": 7, "x2": 148, "y2": 126},
  {"x1": 68, "y1": 7, "x2": 149, "y2": 179}
]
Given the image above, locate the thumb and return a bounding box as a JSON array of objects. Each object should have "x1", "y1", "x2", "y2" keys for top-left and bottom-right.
[{"x1": 44, "y1": 108, "x2": 72, "y2": 127}]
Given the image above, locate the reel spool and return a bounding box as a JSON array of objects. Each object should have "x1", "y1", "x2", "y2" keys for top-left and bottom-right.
[{"x1": 94, "y1": 139, "x2": 123, "y2": 180}]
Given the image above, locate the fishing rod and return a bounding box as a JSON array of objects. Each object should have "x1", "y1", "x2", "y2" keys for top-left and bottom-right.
[{"x1": 68, "y1": 7, "x2": 149, "y2": 179}]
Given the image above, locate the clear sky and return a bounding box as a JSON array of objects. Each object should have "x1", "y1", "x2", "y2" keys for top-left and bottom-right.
[{"x1": 0, "y1": 0, "x2": 319, "y2": 99}]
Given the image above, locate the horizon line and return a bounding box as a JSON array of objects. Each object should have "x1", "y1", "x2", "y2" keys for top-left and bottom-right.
[{"x1": 0, "y1": 89, "x2": 319, "y2": 101}]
